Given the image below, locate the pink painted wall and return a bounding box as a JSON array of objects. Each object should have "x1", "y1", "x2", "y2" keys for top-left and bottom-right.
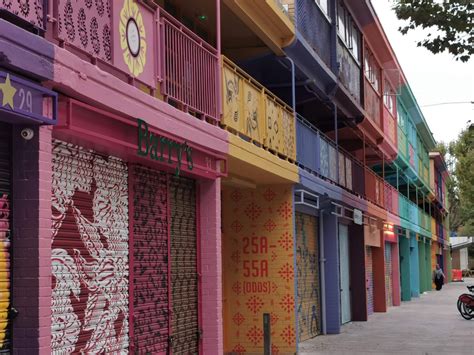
[
  {"x1": 52, "y1": 47, "x2": 228, "y2": 158},
  {"x1": 199, "y1": 179, "x2": 223, "y2": 354}
]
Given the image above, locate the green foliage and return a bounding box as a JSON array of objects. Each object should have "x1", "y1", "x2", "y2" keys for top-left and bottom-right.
[
  {"x1": 448, "y1": 123, "x2": 474, "y2": 234},
  {"x1": 393, "y1": 0, "x2": 473, "y2": 62}
]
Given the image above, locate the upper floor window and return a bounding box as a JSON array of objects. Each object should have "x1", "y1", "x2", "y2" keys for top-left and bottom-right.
[
  {"x1": 364, "y1": 46, "x2": 380, "y2": 92},
  {"x1": 337, "y1": 2, "x2": 361, "y2": 62},
  {"x1": 397, "y1": 104, "x2": 407, "y2": 132},
  {"x1": 383, "y1": 80, "x2": 396, "y2": 116},
  {"x1": 314, "y1": 0, "x2": 329, "y2": 17}
]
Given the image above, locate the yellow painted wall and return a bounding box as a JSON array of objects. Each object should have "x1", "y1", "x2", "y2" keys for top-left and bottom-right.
[{"x1": 223, "y1": 185, "x2": 296, "y2": 354}]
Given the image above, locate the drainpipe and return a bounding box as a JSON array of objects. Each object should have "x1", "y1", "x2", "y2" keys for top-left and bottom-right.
[
  {"x1": 280, "y1": 56, "x2": 296, "y2": 112},
  {"x1": 319, "y1": 209, "x2": 327, "y2": 334}
]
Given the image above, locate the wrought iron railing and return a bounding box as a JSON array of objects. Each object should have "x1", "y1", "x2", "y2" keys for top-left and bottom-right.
[{"x1": 222, "y1": 56, "x2": 296, "y2": 161}]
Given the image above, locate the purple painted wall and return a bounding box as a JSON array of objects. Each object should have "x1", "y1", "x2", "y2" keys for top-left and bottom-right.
[{"x1": 12, "y1": 125, "x2": 52, "y2": 354}]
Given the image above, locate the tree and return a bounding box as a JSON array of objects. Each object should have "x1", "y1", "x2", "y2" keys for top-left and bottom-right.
[
  {"x1": 392, "y1": 0, "x2": 474, "y2": 62},
  {"x1": 449, "y1": 123, "x2": 474, "y2": 234}
]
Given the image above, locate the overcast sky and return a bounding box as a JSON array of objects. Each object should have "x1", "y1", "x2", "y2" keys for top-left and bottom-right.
[{"x1": 372, "y1": 0, "x2": 474, "y2": 145}]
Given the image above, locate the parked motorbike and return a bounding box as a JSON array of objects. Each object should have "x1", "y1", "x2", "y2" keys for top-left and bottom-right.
[{"x1": 457, "y1": 285, "x2": 474, "y2": 320}]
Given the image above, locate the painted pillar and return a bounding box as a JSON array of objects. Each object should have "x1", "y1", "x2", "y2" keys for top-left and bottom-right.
[
  {"x1": 391, "y1": 241, "x2": 401, "y2": 306},
  {"x1": 373, "y1": 232, "x2": 387, "y2": 312},
  {"x1": 322, "y1": 211, "x2": 340, "y2": 334},
  {"x1": 425, "y1": 242, "x2": 432, "y2": 291},
  {"x1": 409, "y1": 233, "x2": 420, "y2": 297},
  {"x1": 399, "y1": 236, "x2": 411, "y2": 301},
  {"x1": 349, "y1": 224, "x2": 367, "y2": 321},
  {"x1": 12, "y1": 126, "x2": 52, "y2": 354},
  {"x1": 199, "y1": 178, "x2": 223, "y2": 354},
  {"x1": 418, "y1": 239, "x2": 426, "y2": 293}
]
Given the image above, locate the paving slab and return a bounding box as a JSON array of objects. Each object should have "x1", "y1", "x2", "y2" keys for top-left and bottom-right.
[{"x1": 299, "y1": 279, "x2": 474, "y2": 354}]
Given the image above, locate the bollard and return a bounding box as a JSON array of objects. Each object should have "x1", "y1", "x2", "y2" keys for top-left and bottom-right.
[{"x1": 263, "y1": 313, "x2": 271, "y2": 355}]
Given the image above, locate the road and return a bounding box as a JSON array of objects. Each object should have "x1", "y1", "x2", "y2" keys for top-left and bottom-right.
[{"x1": 299, "y1": 279, "x2": 474, "y2": 354}]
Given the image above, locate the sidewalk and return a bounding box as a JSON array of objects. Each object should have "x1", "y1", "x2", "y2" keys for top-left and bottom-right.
[{"x1": 299, "y1": 279, "x2": 474, "y2": 354}]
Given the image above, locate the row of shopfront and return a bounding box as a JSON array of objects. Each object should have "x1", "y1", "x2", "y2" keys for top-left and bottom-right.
[{"x1": 0, "y1": 12, "x2": 451, "y2": 355}]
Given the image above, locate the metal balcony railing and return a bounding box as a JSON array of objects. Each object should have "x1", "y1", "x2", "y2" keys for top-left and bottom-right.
[
  {"x1": 52, "y1": 1, "x2": 219, "y2": 122},
  {"x1": 222, "y1": 56, "x2": 296, "y2": 161},
  {"x1": 0, "y1": 0, "x2": 46, "y2": 30},
  {"x1": 296, "y1": 114, "x2": 396, "y2": 210}
]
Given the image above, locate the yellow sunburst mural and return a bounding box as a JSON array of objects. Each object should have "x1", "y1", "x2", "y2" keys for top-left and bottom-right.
[{"x1": 119, "y1": 0, "x2": 147, "y2": 77}]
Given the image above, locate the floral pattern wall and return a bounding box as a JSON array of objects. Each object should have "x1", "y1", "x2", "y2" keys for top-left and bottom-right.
[{"x1": 223, "y1": 186, "x2": 296, "y2": 354}]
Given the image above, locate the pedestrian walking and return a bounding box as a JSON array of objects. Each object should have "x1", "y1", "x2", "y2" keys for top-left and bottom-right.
[{"x1": 433, "y1": 264, "x2": 445, "y2": 291}]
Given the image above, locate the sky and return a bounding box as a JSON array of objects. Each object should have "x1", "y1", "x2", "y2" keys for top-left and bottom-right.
[{"x1": 371, "y1": 0, "x2": 474, "y2": 145}]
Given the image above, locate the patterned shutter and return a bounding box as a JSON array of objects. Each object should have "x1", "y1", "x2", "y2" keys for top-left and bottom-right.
[
  {"x1": 385, "y1": 243, "x2": 393, "y2": 307},
  {"x1": 365, "y1": 247, "x2": 374, "y2": 315},
  {"x1": 170, "y1": 175, "x2": 199, "y2": 354},
  {"x1": 295, "y1": 212, "x2": 320, "y2": 341},
  {"x1": 51, "y1": 140, "x2": 129, "y2": 354},
  {"x1": 131, "y1": 165, "x2": 169, "y2": 353},
  {"x1": 0, "y1": 124, "x2": 11, "y2": 353}
]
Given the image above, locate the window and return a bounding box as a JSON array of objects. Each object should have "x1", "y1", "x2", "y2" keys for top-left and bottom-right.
[
  {"x1": 315, "y1": 0, "x2": 329, "y2": 17},
  {"x1": 397, "y1": 105, "x2": 407, "y2": 132},
  {"x1": 384, "y1": 80, "x2": 396, "y2": 115},
  {"x1": 364, "y1": 46, "x2": 380, "y2": 91},
  {"x1": 337, "y1": 2, "x2": 361, "y2": 62}
]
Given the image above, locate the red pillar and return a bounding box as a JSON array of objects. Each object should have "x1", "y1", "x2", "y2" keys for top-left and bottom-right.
[{"x1": 373, "y1": 231, "x2": 387, "y2": 312}]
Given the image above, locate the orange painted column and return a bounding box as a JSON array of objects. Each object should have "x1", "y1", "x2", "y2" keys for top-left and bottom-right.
[{"x1": 222, "y1": 185, "x2": 296, "y2": 354}]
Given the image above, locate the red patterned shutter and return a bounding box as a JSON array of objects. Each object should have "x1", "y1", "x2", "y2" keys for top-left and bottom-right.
[
  {"x1": 51, "y1": 140, "x2": 129, "y2": 353},
  {"x1": 131, "y1": 165, "x2": 169, "y2": 353},
  {"x1": 385, "y1": 243, "x2": 393, "y2": 307},
  {"x1": 170, "y1": 175, "x2": 199, "y2": 354},
  {"x1": 0, "y1": 123, "x2": 11, "y2": 352}
]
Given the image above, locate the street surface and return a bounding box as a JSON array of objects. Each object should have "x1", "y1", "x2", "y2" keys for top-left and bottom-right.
[{"x1": 300, "y1": 279, "x2": 474, "y2": 354}]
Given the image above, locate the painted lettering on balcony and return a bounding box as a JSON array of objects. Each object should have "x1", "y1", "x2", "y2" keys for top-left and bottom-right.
[{"x1": 137, "y1": 118, "x2": 193, "y2": 175}]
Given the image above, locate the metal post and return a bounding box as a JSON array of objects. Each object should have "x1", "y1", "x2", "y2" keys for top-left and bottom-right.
[{"x1": 263, "y1": 313, "x2": 271, "y2": 355}]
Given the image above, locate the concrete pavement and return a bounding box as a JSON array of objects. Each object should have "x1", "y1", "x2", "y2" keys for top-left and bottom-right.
[{"x1": 299, "y1": 279, "x2": 474, "y2": 354}]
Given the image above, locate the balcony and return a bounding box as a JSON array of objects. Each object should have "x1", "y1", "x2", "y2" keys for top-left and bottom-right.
[
  {"x1": 51, "y1": 0, "x2": 219, "y2": 122},
  {"x1": 222, "y1": 56, "x2": 297, "y2": 182},
  {"x1": 223, "y1": 0, "x2": 295, "y2": 55},
  {"x1": 296, "y1": 115, "x2": 400, "y2": 212},
  {"x1": 0, "y1": 0, "x2": 46, "y2": 31},
  {"x1": 399, "y1": 194, "x2": 431, "y2": 235},
  {"x1": 295, "y1": 0, "x2": 331, "y2": 67}
]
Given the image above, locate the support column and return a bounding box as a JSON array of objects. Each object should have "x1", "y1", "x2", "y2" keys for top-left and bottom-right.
[
  {"x1": 322, "y1": 212, "x2": 340, "y2": 334},
  {"x1": 418, "y1": 239, "x2": 426, "y2": 293},
  {"x1": 198, "y1": 178, "x2": 223, "y2": 354},
  {"x1": 372, "y1": 231, "x2": 387, "y2": 312},
  {"x1": 409, "y1": 234, "x2": 420, "y2": 297},
  {"x1": 349, "y1": 224, "x2": 367, "y2": 321},
  {"x1": 12, "y1": 126, "x2": 52, "y2": 354},
  {"x1": 399, "y1": 236, "x2": 411, "y2": 301}
]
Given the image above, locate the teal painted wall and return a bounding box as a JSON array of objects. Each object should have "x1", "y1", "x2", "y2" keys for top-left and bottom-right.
[
  {"x1": 399, "y1": 236, "x2": 411, "y2": 301},
  {"x1": 418, "y1": 240, "x2": 426, "y2": 293},
  {"x1": 409, "y1": 234, "x2": 420, "y2": 297}
]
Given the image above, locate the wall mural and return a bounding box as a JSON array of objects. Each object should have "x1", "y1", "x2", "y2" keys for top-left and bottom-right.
[
  {"x1": 132, "y1": 165, "x2": 169, "y2": 353},
  {"x1": 295, "y1": 213, "x2": 320, "y2": 342},
  {"x1": 51, "y1": 140, "x2": 129, "y2": 354},
  {"x1": 223, "y1": 186, "x2": 296, "y2": 354}
]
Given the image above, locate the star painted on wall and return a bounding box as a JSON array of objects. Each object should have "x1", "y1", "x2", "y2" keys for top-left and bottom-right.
[{"x1": 0, "y1": 74, "x2": 16, "y2": 109}]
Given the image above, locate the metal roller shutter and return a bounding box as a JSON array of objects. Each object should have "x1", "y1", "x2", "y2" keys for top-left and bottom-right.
[
  {"x1": 385, "y1": 243, "x2": 393, "y2": 307},
  {"x1": 365, "y1": 247, "x2": 374, "y2": 315},
  {"x1": 131, "y1": 165, "x2": 169, "y2": 353},
  {"x1": 296, "y1": 212, "x2": 320, "y2": 341},
  {"x1": 51, "y1": 140, "x2": 129, "y2": 354},
  {"x1": 0, "y1": 124, "x2": 11, "y2": 353},
  {"x1": 170, "y1": 175, "x2": 199, "y2": 354}
]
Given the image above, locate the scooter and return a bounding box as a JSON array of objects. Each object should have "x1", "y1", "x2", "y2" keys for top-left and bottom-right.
[{"x1": 457, "y1": 285, "x2": 474, "y2": 320}]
